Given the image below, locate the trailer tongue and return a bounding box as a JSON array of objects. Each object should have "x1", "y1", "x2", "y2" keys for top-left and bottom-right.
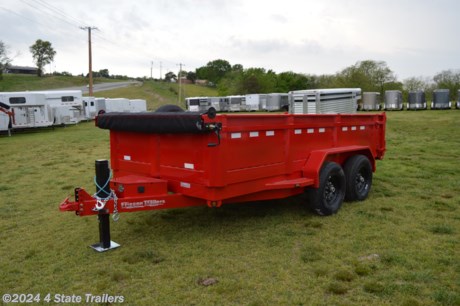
[{"x1": 60, "y1": 110, "x2": 386, "y2": 251}]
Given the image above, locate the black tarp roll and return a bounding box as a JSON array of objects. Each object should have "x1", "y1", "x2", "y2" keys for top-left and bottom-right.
[{"x1": 96, "y1": 112, "x2": 208, "y2": 134}]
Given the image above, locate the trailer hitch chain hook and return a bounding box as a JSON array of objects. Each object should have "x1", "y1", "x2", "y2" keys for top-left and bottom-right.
[{"x1": 94, "y1": 198, "x2": 106, "y2": 211}]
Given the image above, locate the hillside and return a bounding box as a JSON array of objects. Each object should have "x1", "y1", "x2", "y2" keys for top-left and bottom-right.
[
  {"x1": 95, "y1": 80, "x2": 218, "y2": 111},
  {"x1": 0, "y1": 73, "x2": 122, "y2": 92},
  {"x1": 0, "y1": 75, "x2": 218, "y2": 111}
]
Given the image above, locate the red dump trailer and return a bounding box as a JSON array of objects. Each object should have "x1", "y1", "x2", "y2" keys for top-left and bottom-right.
[{"x1": 60, "y1": 110, "x2": 386, "y2": 250}]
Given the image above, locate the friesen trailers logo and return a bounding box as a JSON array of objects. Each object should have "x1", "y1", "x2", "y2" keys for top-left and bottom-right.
[{"x1": 121, "y1": 199, "x2": 166, "y2": 209}]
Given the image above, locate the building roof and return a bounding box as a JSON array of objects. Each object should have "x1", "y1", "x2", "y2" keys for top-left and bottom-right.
[{"x1": 6, "y1": 65, "x2": 38, "y2": 71}]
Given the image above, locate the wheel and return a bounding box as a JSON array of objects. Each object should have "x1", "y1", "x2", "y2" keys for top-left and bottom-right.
[
  {"x1": 307, "y1": 162, "x2": 346, "y2": 216},
  {"x1": 344, "y1": 155, "x2": 372, "y2": 202},
  {"x1": 155, "y1": 104, "x2": 184, "y2": 112}
]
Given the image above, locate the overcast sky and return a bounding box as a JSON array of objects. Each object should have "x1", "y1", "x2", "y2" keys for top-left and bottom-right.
[{"x1": 1, "y1": 0, "x2": 459, "y2": 81}]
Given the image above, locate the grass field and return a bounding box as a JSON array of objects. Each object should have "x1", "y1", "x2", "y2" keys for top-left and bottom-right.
[
  {"x1": 0, "y1": 111, "x2": 459, "y2": 305},
  {"x1": 0, "y1": 74, "x2": 122, "y2": 92}
]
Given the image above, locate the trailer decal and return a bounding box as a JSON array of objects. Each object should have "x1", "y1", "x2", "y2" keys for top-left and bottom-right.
[
  {"x1": 121, "y1": 199, "x2": 166, "y2": 209},
  {"x1": 184, "y1": 163, "x2": 195, "y2": 170}
]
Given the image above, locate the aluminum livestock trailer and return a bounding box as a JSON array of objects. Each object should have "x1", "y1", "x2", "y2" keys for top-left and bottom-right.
[
  {"x1": 431, "y1": 89, "x2": 451, "y2": 110},
  {"x1": 289, "y1": 88, "x2": 361, "y2": 114},
  {"x1": 456, "y1": 90, "x2": 460, "y2": 109},
  {"x1": 384, "y1": 90, "x2": 403, "y2": 110},
  {"x1": 59, "y1": 109, "x2": 386, "y2": 251},
  {"x1": 407, "y1": 90, "x2": 427, "y2": 110},
  {"x1": 362, "y1": 92, "x2": 381, "y2": 111}
]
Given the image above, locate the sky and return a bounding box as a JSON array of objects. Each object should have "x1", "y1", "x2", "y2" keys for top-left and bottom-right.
[{"x1": 1, "y1": 0, "x2": 459, "y2": 81}]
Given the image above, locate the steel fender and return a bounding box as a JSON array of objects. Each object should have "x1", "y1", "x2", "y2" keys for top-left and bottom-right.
[{"x1": 302, "y1": 146, "x2": 375, "y2": 188}]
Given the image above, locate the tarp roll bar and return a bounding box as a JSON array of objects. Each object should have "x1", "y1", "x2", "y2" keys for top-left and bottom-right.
[{"x1": 96, "y1": 112, "x2": 209, "y2": 134}]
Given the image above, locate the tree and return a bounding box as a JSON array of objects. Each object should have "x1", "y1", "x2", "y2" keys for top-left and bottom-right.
[
  {"x1": 0, "y1": 41, "x2": 12, "y2": 80},
  {"x1": 99, "y1": 69, "x2": 110, "y2": 78},
  {"x1": 336, "y1": 60, "x2": 396, "y2": 95},
  {"x1": 186, "y1": 71, "x2": 197, "y2": 83},
  {"x1": 433, "y1": 69, "x2": 460, "y2": 101},
  {"x1": 29, "y1": 39, "x2": 56, "y2": 77},
  {"x1": 164, "y1": 71, "x2": 177, "y2": 82},
  {"x1": 195, "y1": 59, "x2": 232, "y2": 85}
]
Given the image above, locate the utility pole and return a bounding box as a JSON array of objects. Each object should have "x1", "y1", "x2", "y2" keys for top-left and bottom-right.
[
  {"x1": 177, "y1": 63, "x2": 185, "y2": 106},
  {"x1": 81, "y1": 26, "x2": 98, "y2": 96},
  {"x1": 150, "y1": 61, "x2": 153, "y2": 79},
  {"x1": 159, "y1": 61, "x2": 162, "y2": 80}
]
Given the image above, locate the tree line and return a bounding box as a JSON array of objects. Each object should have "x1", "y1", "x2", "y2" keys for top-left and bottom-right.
[
  {"x1": 185, "y1": 59, "x2": 460, "y2": 101},
  {"x1": 0, "y1": 39, "x2": 127, "y2": 80}
]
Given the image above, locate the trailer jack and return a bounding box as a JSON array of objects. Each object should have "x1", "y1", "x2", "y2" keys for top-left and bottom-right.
[{"x1": 87, "y1": 160, "x2": 118, "y2": 252}]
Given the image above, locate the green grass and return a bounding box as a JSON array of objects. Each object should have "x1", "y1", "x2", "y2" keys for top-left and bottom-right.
[
  {"x1": 0, "y1": 73, "x2": 122, "y2": 91},
  {"x1": 0, "y1": 111, "x2": 459, "y2": 305},
  {"x1": 96, "y1": 80, "x2": 218, "y2": 111}
]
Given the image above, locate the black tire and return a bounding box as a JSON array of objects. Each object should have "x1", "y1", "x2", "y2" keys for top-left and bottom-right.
[
  {"x1": 307, "y1": 162, "x2": 346, "y2": 216},
  {"x1": 155, "y1": 104, "x2": 184, "y2": 112},
  {"x1": 344, "y1": 155, "x2": 373, "y2": 202}
]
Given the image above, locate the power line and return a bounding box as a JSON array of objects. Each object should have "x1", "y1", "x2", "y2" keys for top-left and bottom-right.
[
  {"x1": 20, "y1": 0, "x2": 80, "y2": 29},
  {"x1": 32, "y1": 0, "x2": 89, "y2": 28}
]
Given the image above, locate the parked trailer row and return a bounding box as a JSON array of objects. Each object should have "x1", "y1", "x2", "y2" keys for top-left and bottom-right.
[
  {"x1": 361, "y1": 89, "x2": 459, "y2": 111},
  {"x1": 0, "y1": 91, "x2": 147, "y2": 133},
  {"x1": 186, "y1": 93, "x2": 289, "y2": 113}
]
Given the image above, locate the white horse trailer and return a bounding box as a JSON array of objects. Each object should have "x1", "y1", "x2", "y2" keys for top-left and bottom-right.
[
  {"x1": 83, "y1": 97, "x2": 97, "y2": 119},
  {"x1": 29, "y1": 90, "x2": 85, "y2": 124},
  {"x1": 0, "y1": 92, "x2": 54, "y2": 129},
  {"x1": 207, "y1": 97, "x2": 226, "y2": 112},
  {"x1": 186, "y1": 97, "x2": 200, "y2": 112},
  {"x1": 129, "y1": 99, "x2": 147, "y2": 112},
  {"x1": 245, "y1": 94, "x2": 266, "y2": 111},
  {"x1": 265, "y1": 93, "x2": 289, "y2": 111},
  {"x1": 0, "y1": 102, "x2": 11, "y2": 133},
  {"x1": 289, "y1": 88, "x2": 361, "y2": 114},
  {"x1": 95, "y1": 98, "x2": 131, "y2": 113},
  {"x1": 228, "y1": 95, "x2": 246, "y2": 112},
  {"x1": 185, "y1": 97, "x2": 210, "y2": 112}
]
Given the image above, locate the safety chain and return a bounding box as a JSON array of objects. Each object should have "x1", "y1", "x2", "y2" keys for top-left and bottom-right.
[
  {"x1": 112, "y1": 191, "x2": 119, "y2": 221},
  {"x1": 92, "y1": 172, "x2": 120, "y2": 222}
]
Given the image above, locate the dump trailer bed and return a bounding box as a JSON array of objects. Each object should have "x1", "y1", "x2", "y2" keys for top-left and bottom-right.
[{"x1": 60, "y1": 111, "x2": 386, "y2": 250}]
